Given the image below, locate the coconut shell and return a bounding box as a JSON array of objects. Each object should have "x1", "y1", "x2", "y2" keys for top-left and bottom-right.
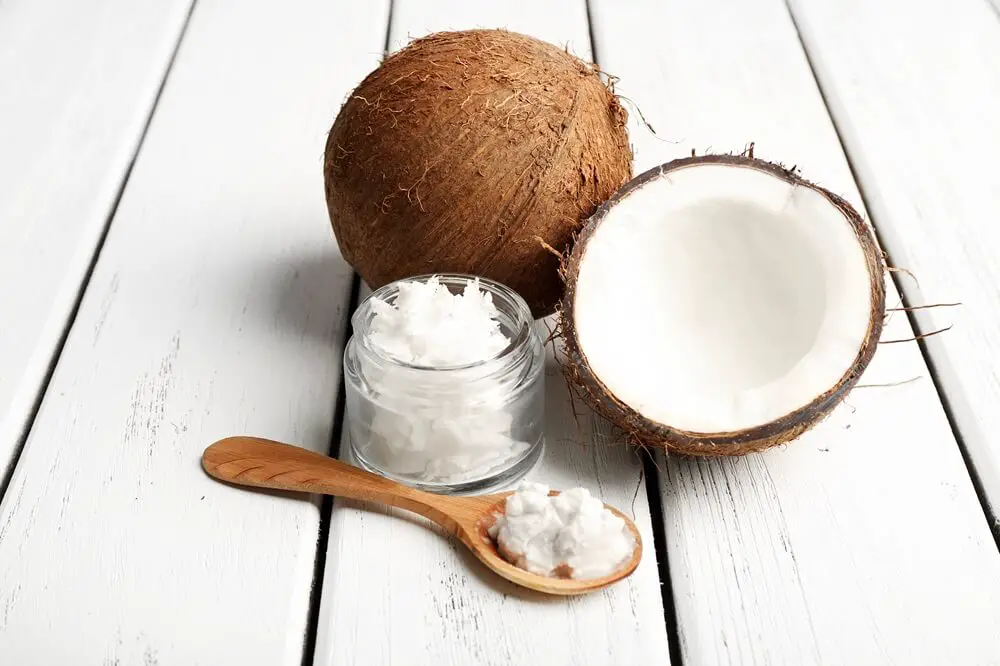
[
  {"x1": 560, "y1": 154, "x2": 887, "y2": 456},
  {"x1": 324, "y1": 29, "x2": 632, "y2": 318}
]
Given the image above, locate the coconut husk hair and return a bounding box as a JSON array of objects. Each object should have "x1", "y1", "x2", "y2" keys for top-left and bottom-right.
[{"x1": 324, "y1": 29, "x2": 633, "y2": 318}]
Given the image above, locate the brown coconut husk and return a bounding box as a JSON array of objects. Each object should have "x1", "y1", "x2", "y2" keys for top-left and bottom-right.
[
  {"x1": 559, "y1": 154, "x2": 887, "y2": 456},
  {"x1": 324, "y1": 29, "x2": 633, "y2": 318}
]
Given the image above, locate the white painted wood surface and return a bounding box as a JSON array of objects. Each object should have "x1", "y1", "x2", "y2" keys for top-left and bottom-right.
[
  {"x1": 0, "y1": 0, "x2": 194, "y2": 483},
  {"x1": 787, "y1": 0, "x2": 1000, "y2": 524},
  {"x1": 589, "y1": 0, "x2": 1000, "y2": 664},
  {"x1": 3, "y1": 1, "x2": 999, "y2": 664},
  {"x1": 0, "y1": 1, "x2": 389, "y2": 663},
  {"x1": 312, "y1": 3, "x2": 671, "y2": 665}
]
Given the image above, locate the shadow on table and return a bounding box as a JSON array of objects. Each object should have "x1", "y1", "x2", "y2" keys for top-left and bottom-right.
[
  {"x1": 539, "y1": 353, "x2": 645, "y2": 500},
  {"x1": 257, "y1": 245, "x2": 356, "y2": 347},
  {"x1": 333, "y1": 497, "x2": 569, "y2": 602}
]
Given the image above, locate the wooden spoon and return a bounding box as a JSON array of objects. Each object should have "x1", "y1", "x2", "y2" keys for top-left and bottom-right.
[{"x1": 202, "y1": 436, "x2": 642, "y2": 596}]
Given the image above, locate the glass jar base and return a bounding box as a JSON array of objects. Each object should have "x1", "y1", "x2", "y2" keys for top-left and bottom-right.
[{"x1": 349, "y1": 436, "x2": 544, "y2": 495}]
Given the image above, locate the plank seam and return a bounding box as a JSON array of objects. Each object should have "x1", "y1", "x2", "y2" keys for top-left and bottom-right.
[
  {"x1": 300, "y1": 273, "x2": 362, "y2": 666},
  {"x1": 644, "y1": 453, "x2": 685, "y2": 666},
  {"x1": 986, "y1": 0, "x2": 1000, "y2": 22},
  {"x1": 301, "y1": 4, "x2": 394, "y2": 663},
  {"x1": 781, "y1": 0, "x2": 1000, "y2": 549},
  {"x1": 585, "y1": 1, "x2": 684, "y2": 662},
  {"x1": 0, "y1": 0, "x2": 200, "y2": 502},
  {"x1": 585, "y1": 0, "x2": 599, "y2": 62}
]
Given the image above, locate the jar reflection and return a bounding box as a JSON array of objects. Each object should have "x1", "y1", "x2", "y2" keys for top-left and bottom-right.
[{"x1": 343, "y1": 274, "x2": 545, "y2": 494}]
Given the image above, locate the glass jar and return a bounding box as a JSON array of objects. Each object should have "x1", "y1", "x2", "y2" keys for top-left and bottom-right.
[{"x1": 343, "y1": 274, "x2": 545, "y2": 494}]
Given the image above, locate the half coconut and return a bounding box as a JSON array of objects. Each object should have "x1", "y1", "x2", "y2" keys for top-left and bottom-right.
[{"x1": 561, "y1": 155, "x2": 885, "y2": 455}]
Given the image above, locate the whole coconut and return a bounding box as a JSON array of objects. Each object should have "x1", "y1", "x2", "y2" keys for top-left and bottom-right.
[{"x1": 324, "y1": 29, "x2": 633, "y2": 317}]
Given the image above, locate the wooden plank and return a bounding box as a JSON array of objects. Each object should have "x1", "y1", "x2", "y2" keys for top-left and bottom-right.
[
  {"x1": 787, "y1": 0, "x2": 1000, "y2": 522},
  {"x1": 0, "y1": 1, "x2": 390, "y2": 663},
  {"x1": 0, "y1": 0, "x2": 194, "y2": 483},
  {"x1": 588, "y1": 0, "x2": 1000, "y2": 664},
  {"x1": 312, "y1": 3, "x2": 672, "y2": 665}
]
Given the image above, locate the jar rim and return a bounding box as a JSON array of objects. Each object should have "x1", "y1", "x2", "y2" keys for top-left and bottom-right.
[{"x1": 350, "y1": 273, "x2": 536, "y2": 372}]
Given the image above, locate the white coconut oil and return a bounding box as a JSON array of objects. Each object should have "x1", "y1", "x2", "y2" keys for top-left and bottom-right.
[
  {"x1": 344, "y1": 275, "x2": 545, "y2": 493},
  {"x1": 488, "y1": 481, "x2": 635, "y2": 579}
]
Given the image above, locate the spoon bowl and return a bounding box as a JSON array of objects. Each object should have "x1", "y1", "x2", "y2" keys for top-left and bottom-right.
[
  {"x1": 202, "y1": 436, "x2": 642, "y2": 595},
  {"x1": 467, "y1": 493, "x2": 643, "y2": 595}
]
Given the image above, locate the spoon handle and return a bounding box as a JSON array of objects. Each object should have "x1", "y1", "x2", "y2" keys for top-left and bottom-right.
[{"x1": 202, "y1": 436, "x2": 457, "y2": 528}]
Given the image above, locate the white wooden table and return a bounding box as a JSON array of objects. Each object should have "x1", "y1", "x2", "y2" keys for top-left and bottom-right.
[{"x1": 2, "y1": 1, "x2": 1000, "y2": 664}]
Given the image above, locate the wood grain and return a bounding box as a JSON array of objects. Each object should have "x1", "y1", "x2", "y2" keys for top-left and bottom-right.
[
  {"x1": 312, "y1": 5, "x2": 671, "y2": 664},
  {"x1": 589, "y1": 0, "x2": 1000, "y2": 663},
  {"x1": 203, "y1": 436, "x2": 643, "y2": 596},
  {"x1": 204, "y1": 435, "x2": 499, "y2": 538},
  {"x1": 0, "y1": 1, "x2": 389, "y2": 664},
  {"x1": 788, "y1": 0, "x2": 1000, "y2": 525},
  {"x1": 0, "y1": 0, "x2": 194, "y2": 487}
]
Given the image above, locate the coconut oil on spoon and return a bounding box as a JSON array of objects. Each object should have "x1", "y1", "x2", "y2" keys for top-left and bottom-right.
[{"x1": 202, "y1": 436, "x2": 642, "y2": 595}]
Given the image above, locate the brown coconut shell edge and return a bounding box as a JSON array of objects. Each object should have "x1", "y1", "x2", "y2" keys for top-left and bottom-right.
[{"x1": 559, "y1": 154, "x2": 887, "y2": 457}]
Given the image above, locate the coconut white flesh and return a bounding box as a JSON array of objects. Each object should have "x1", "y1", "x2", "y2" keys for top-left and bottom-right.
[{"x1": 573, "y1": 163, "x2": 873, "y2": 434}]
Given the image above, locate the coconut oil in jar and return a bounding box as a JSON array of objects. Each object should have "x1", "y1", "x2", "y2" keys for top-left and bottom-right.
[{"x1": 343, "y1": 274, "x2": 545, "y2": 493}]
